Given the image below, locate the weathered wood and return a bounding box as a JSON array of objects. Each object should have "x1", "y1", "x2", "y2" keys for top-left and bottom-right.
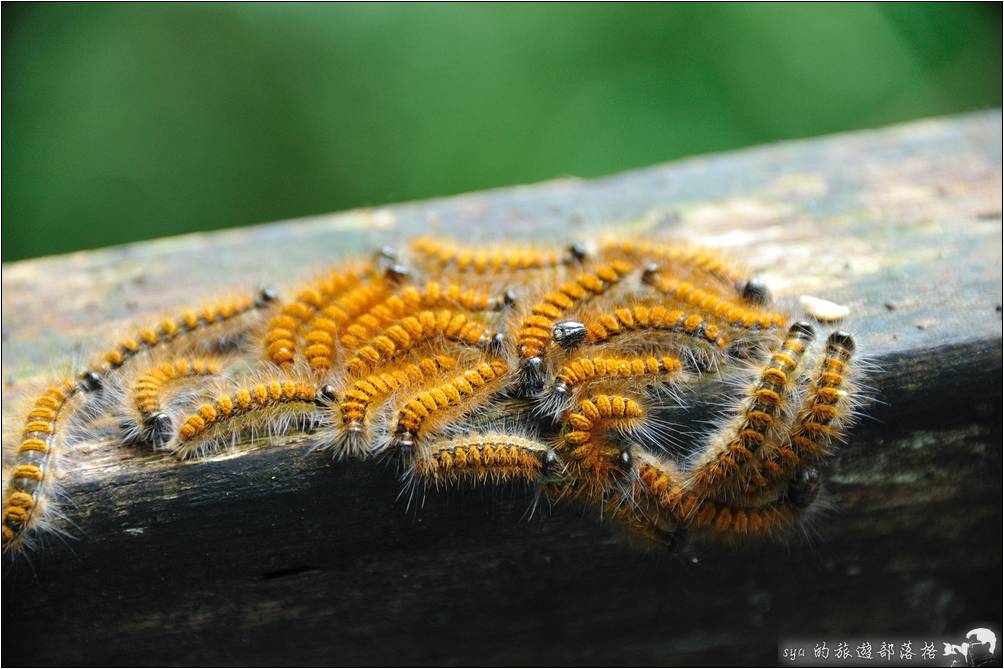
[{"x1": 2, "y1": 112, "x2": 1001, "y2": 666}]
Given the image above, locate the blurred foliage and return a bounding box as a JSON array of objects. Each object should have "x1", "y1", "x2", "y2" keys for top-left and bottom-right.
[{"x1": 2, "y1": 3, "x2": 1000, "y2": 261}]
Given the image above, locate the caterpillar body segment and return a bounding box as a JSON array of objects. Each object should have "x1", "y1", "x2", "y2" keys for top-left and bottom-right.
[
  {"x1": 84, "y1": 290, "x2": 277, "y2": 388},
  {"x1": 330, "y1": 354, "x2": 459, "y2": 458},
  {"x1": 339, "y1": 283, "x2": 515, "y2": 351},
  {"x1": 540, "y1": 354, "x2": 685, "y2": 418},
  {"x1": 686, "y1": 322, "x2": 816, "y2": 501},
  {"x1": 391, "y1": 359, "x2": 511, "y2": 453},
  {"x1": 409, "y1": 237, "x2": 581, "y2": 275},
  {"x1": 345, "y1": 309, "x2": 500, "y2": 377},
  {"x1": 412, "y1": 433, "x2": 558, "y2": 488},
  {"x1": 173, "y1": 378, "x2": 328, "y2": 460},
  {"x1": 2, "y1": 378, "x2": 81, "y2": 552},
  {"x1": 517, "y1": 260, "x2": 636, "y2": 360},
  {"x1": 262, "y1": 261, "x2": 372, "y2": 368},
  {"x1": 642, "y1": 266, "x2": 787, "y2": 332},
  {"x1": 122, "y1": 357, "x2": 224, "y2": 449}
]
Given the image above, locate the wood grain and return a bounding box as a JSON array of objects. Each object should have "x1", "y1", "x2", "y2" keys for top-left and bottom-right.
[{"x1": 2, "y1": 111, "x2": 1001, "y2": 666}]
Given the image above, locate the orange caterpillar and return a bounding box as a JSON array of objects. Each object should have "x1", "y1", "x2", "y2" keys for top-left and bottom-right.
[
  {"x1": 83, "y1": 290, "x2": 276, "y2": 388},
  {"x1": 642, "y1": 265, "x2": 786, "y2": 332},
  {"x1": 1, "y1": 233, "x2": 866, "y2": 556},
  {"x1": 339, "y1": 282, "x2": 514, "y2": 351},
  {"x1": 581, "y1": 306, "x2": 729, "y2": 370},
  {"x1": 557, "y1": 394, "x2": 647, "y2": 497},
  {"x1": 516, "y1": 260, "x2": 635, "y2": 360},
  {"x1": 1, "y1": 379, "x2": 81, "y2": 551},
  {"x1": 599, "y1": 238, "x2": 748, "y2": 298},
  {"x1": 541, "y1": 354, "x2": 685, "y2": 417},
  {"x1": 754, "y1": 330, "x2": 859, "y2": 501},
  {"x1": 391, "y1": 359, "x2": 510, "y2": 452},
  {"x1": 173, "y1": 378, "x2": 325, "y2": 459},
  {"x1": 412, "y1": 433, "x2": 557, "y2": 488},
  {"x1": 332, "y1": 353, "x2": 458, "y2": 457},
  {"x1": 303, "y1": 281, "x2": 395, "y2": 373},
  {"x1": 345, "y1": 309, "x2": 498, "y2": 377},
  {"x1": 408, "y1": 237, "x2": 577, "y2": 274},
  {"x1": 262, "y1": 261, "x2": 374, "y2": 367},
  {"x1": 125, "y1": 357, "x2": 223, "y2": 448},
  {"x1": 687, "y1": 322, "x2": 815, "y2": 501}
]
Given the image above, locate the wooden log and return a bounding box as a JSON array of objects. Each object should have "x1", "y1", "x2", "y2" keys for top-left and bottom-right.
[{"x1": 2, "y1": 111, "x2": 1001, "y2": 666}]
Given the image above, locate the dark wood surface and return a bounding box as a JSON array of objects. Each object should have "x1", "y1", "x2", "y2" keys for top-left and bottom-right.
[{"x1": 2, "y1": 111, "x2": 1001, "y2": 666}]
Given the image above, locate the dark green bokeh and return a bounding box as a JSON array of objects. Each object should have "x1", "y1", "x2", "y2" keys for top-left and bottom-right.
[{"x1": 2, "y1": 3, "x2": 1000, "y2": 261}]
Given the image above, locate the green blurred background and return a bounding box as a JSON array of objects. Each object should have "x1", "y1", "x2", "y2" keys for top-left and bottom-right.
[{"x1": 2, "y1": 3, "x2": 1000, "y2": 261}]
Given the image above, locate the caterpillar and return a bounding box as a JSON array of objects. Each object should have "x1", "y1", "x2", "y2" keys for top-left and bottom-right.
[
  {"x1": 303, "y1": 281, "x2": 395, "y2": 373},
  {"x1": 330, "y1": 353, "x2": 459, "y2": 458},
  {"x1": 345, "y1": 309, "x2": 499, "y2": 377},
  {"x1": 754, "y1": 330, "x2": 859, "y2": 500},
  {"x1": 83, "y1": 289, "x2": 276, "y2": 389},
  {"x1": 540, "y1": 354, "x2": 685, "y2": 418},
  {"x1": 1, "y1": 379, "x2": 82, "y2": 551},
  {"x1": 642, "y1": 265, "x2": 786, "y2": 332},
  {"x1": 262, "y1": 261, "x2": 374, "y2": 367},
  {"x1": 578, "y1": 306, "x2": 730, "y2": 375},
  {"x1": 408, "y1": 237, "x2": 579, "y2": 274},
  {"x1": 172, "y1": 378, "x2": 328, "y2": 460},
  {"x1": 411, "y1": 432, "x2": 557, "y2": 488},
  {"x1": 598, "y1": 238, "x2": 747, "y2": 297},
  {"x1": 121, "y1": 357, "x2": 224, "y2": 449},
  {"x1": 1, "y1": 233, "x2": 867, "y2": 556},
  {"x1": 390, "y1": 359, "x2": 510, "y2": 452},
  {"x1": 686, "y1": 321, "x2": 816, "y2": 501},
  {"x1": 339, "y1": 283, "x2": 515, "y2": 351},
  {"x1": 516, "y1": 260, "x2": 635, "y2": 360},
  {"x1": 557, "y1": 393, "x2": 648, "y2": 497}
]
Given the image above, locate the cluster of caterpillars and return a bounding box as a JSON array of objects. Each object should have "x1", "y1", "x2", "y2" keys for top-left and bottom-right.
[{"x1": 1, "y1": 235, "x2": 862, "y2": 553}]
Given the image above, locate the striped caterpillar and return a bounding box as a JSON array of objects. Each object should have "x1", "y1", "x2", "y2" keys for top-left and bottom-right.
[{"x1": 1, "y1": 235, "x2": 866, "y2": 555}]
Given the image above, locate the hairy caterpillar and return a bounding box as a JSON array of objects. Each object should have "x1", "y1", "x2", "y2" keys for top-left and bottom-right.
[
  {"x1": 687, "y1": 322, "x2": 816, "y2": 501},
  {"x1": 1, "y1": 233, "x2": 866, "y2": 557},
  {"x1": 83, "y1": 290, "x2": 276, "y2": 389},
  {"x1": 1, "y1": 379, "x2": 82, "y2": 551},
  {"x1": 411, "y1": 432, "x2": 557, "y2": 488}
]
